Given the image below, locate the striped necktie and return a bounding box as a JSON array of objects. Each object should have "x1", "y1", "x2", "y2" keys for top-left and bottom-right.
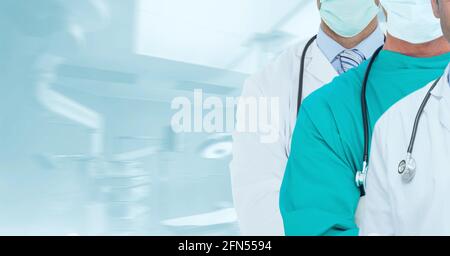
[{"x1": 336, "y1": 49, "x2": 366, "y2": 74}]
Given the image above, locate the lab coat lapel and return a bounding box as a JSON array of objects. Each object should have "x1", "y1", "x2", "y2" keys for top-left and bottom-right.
[
  {"x1": 304, "y1": 42, "x2": 337, "y2": 83},
  {"x1": 429, "y1": 75, "x2": 450, "y2": 133},
  {"x1": 439, "y1": 87, "x2": 450, "y2": 133}
]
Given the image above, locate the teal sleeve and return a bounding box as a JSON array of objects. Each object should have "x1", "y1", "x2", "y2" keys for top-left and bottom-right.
[{"x1": 280, "y1": 102, "x2": 361, "y2": 236}]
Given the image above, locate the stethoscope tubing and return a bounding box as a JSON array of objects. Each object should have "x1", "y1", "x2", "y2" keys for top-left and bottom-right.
[
  {"x1": 297, "y1": 35, "x2": 318, "y2": 114},
  {"x1": 407, "y1": 77, "x2": 440, "y2": 154},
  {"x1": 361, "y1": 46, "x2": 383, "y2": 164}
]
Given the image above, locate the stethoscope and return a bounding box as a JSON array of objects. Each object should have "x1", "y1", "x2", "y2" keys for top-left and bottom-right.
[
  {"x1": 297, "y1": 35, "x2": 384, "y2": 196},
  {"x1": 396, "y1": 77, "x2": 441, "y2": 184}
]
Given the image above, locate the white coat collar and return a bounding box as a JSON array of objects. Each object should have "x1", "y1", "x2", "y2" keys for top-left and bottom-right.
[
  {"x1": 298, "y1": 40, "x2": 337, "y2": 83},
  {"x1": 429, "y1": 66, "x2": 449, "y2": 99},
  {"x1": 428, "y1": 65, "x2": 450, "y2": 132}
]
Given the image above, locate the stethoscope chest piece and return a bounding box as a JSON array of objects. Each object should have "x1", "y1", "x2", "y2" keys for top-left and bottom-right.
[
  {"x1": 355, "y1": 161, "x2": 368, "y2": 195},
  {"x1": 398, "y1": 154, "x2": 416, "y2": 183}
]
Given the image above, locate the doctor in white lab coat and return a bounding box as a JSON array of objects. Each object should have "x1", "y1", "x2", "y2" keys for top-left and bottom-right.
[
  {"x1": 230, "y1": 0, "x2": 385, "y2": 236},
  {"x1": 359, "y1": 0, "x2": 450, "y2": 236},
  {"x1": 359, "y1": 65, "x2": 450, "y2": 236}
]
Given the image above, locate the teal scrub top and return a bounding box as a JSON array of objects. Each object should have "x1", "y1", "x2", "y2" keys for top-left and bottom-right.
[{"x1": 280, "y1": 50, "x2": 450, "y2": 236}]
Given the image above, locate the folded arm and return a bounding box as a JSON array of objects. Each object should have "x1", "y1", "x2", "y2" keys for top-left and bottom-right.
[{"x1": 280, "y1": 103, "x2": 361, "y2": 236}]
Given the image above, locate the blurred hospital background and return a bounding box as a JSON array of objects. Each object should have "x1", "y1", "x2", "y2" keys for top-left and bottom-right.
[{"x1": 0, "y1": 0, "x2": 319, "y2": 235}]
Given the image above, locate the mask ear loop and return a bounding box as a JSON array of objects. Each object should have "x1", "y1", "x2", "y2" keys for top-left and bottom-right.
[{"x1": 377, "y1": 2, "x2": 388, "y2": 34}]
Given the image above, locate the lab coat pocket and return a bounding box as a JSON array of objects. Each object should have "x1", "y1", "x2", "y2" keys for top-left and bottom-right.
[{"x1": 393, "y1": 163, "x2": 436, "y2": 232}]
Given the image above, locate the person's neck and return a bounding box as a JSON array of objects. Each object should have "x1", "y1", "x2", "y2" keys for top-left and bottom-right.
[
  {"x1": 383, "y1": 34, "x2": 450, "y2": 57},
  {"x1": 320, "y1": 18, "x2": 378, "y2": 49}
]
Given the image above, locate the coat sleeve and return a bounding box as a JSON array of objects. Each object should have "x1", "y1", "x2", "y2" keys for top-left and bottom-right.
[
  {"x1": 229, "y1": 75, "x2": 287, "y2": 236},
  {"x1": 358, "y1": 122, "x2": 394, "y2": 236},
  {"x1": 280, "y1": 100, "x2": 361, "y2": 236}
]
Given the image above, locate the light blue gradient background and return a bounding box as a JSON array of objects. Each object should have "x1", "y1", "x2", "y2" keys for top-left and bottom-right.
[{"x1": 0, "y1": 0, "x2": 318, "y2": 235}]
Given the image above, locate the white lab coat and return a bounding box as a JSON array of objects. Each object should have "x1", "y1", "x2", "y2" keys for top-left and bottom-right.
[
  {"x1": 359, "y1": 67, "x2": 450, "y2": 236},
  {"x1": 230, "y1": 39, "x2": 337, "y2": 235}
]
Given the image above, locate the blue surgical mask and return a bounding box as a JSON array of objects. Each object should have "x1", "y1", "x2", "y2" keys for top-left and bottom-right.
[
  {"x1": 380, "y1": 0, "x2": 442, "y2": 44},
  {"x1": 320, "y1": 0, "x2": 379, "y2": 38}
]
